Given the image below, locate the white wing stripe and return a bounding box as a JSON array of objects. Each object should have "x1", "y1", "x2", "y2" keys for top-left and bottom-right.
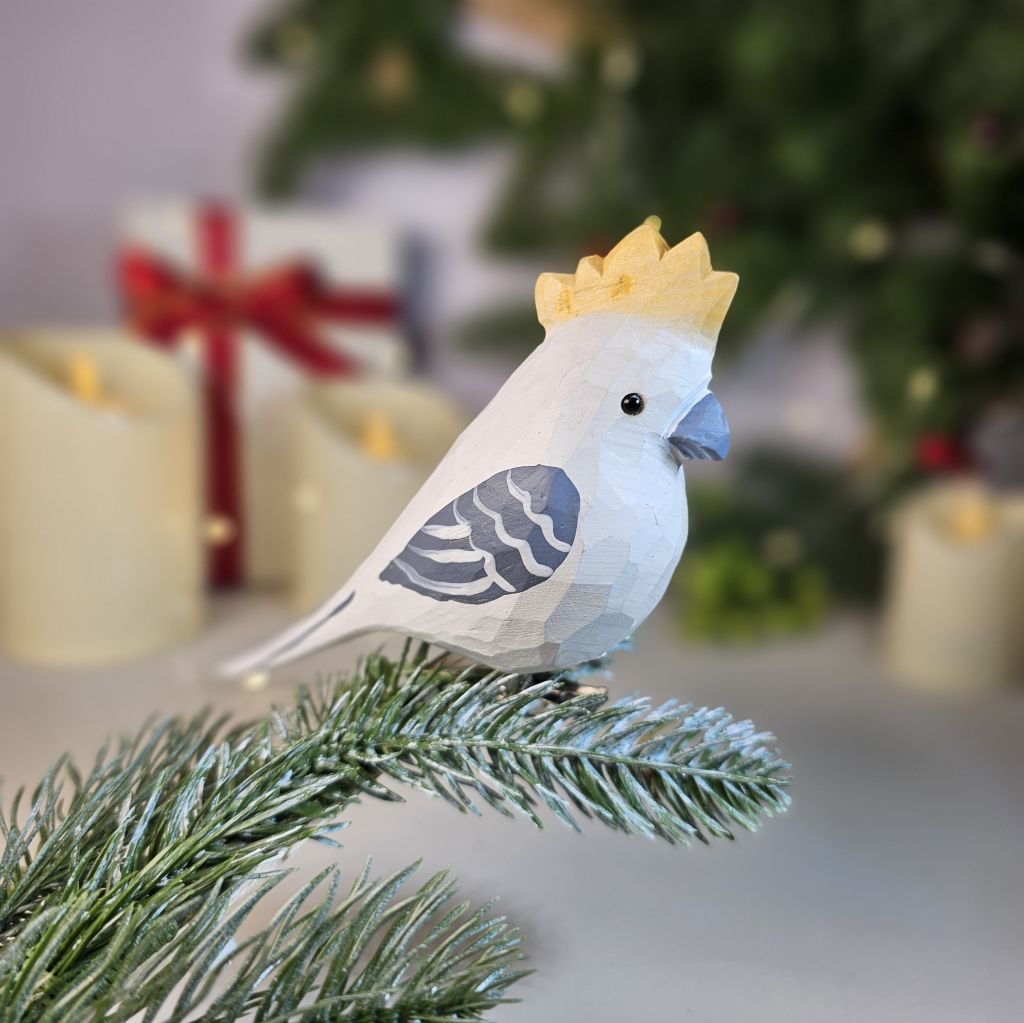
[
  {"x1": 505, "y1": 471, "x2": 572, "y2": 553},
  {"x1": 408, "y1": 544, "x2": 482, "y2": 565},
  {"x1": 391, "y1": 558, "x2": 498, "y2": 596},
  {"x1": 421, "y1": 521, "x2": 472, "y2": 540},
  {"x1": 472, "y1": 489, "x2": 553, "y2": 579},
  {"x1": 379, "y1": 464, "x2": 579, "y2": 604},
  {"x1": 454, "y1": 504, "x2": 517, "y2": 593}
]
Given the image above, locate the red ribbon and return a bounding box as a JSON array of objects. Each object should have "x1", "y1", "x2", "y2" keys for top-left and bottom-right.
[{"x1": 117, "y1": 203, "x2": 399, "y2": 587}]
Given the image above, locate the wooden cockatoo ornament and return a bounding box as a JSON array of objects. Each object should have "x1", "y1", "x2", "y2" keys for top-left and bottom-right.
[{"x1": 226, "y1": 220, "x2": 737, "y2": 676}]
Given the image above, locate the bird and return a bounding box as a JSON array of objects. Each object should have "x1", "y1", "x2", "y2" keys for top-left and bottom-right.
[{"x1": 224, "y1": 219, "x2": 737, "y2": 677}]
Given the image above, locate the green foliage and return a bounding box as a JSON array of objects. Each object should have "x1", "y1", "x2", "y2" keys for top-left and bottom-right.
[
  {"x1": 685, "y1": 449, "x2": 885, "y2": 604},
  {"x1": 1, "y1": 649, "x2": 790, "y2": 1021},
  {"x1": 0, "y1": 864, "x2": 522, "y2": 1023},
  {"x1": 297, "y1": 667, "x2": 791, "y2": 841},
  {"x1": 484, "y1": 0, "x2": 1023, "y2": 453},
  {"x1": 671, "y1": 448, "x2": 884, "y2": 641},
  {"x1": 246, "y1": 0, "x2": 513, "y2": 195},
  {"x1": 246, "y1": 0, "x2": 1022, "y2": 618},
  {"x1": 458, "y1": 302, "x2": 545, "y2": 359},
  {"x1": 676, "y1": 539, "x2": 828, "y2": 644},
  {"x1": 248, "y1": 0, "x2": 1022, "y2": 456}
]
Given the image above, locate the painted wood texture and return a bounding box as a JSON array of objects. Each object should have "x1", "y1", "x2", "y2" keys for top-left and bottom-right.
[
  {"x1": 379, "y1": 465, "x2": 580, "y2": 604},
  {"x1": 225, "y1": 222, "x2": 738, "y2": 676}
]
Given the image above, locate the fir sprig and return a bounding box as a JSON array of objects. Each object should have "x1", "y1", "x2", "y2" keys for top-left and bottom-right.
[
  {"x1": 0, "y1": 862, "x2": 524, "y2": 1022},
  {"x1": 0, "y1": 650, "x2": 790, "y2": 1021},
  {"x1": 293, "y1": 668, "x2": 791, "y2": 842}
]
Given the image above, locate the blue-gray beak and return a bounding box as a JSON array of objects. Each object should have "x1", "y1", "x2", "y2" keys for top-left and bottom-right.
[{"x1": 668, "y1": 392, "x2": 730, "y2": 463}]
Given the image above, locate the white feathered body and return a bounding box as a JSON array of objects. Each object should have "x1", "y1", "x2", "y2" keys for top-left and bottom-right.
[{"x1": 233, "y1": 311, "x2": 716, "y2": 675}]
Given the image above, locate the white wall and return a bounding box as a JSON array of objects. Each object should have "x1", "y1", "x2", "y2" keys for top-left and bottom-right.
[{"x1": 0, "y1": 0, "x2": 281, "y2": 323}]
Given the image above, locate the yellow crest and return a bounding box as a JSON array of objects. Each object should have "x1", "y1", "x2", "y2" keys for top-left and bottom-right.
[{"x1": 535, "y1": 219, "x2": 739, "y2": 348}]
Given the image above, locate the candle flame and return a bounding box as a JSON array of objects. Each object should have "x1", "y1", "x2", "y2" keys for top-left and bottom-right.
[
  {"x1": 361, "y1": 410, "x2": 402, "y2": 463},
  {"x1": 946, "y1": 490, "x2": 996, "y2": 544},
  {"x1": 68, "y1": 352, "x2": 103, "y2": 405},
  {"x1": 204, "y1": 515, "x2": 238, "y2": 546}
]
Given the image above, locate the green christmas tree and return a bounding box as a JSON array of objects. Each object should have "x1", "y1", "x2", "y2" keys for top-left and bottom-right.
[
  {"x1": 481, "y1": 0, "x2": 1024, "y2": 476},
  {"x1": 251, "y1": 0, "x2": 1022, "y2": 467}
]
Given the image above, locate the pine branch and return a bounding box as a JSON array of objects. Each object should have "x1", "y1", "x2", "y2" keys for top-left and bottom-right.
[
  {"x1": 195, "y1": 863, "x2": 526, "y2": 1023},
  {"x1": 0, "y1": 649, "x2": 790, "y2": 1020},
  {"x1": 0, "y1": 861, "x2": 524, "y2": 1023},
  {"x1": 293, "y1": 667, "x2": 791, "y2": 843}
]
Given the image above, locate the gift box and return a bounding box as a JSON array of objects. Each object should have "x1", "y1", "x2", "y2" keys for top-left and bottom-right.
[{"x1": 117, "y1": 200, "x2": 411, "y2": 587}]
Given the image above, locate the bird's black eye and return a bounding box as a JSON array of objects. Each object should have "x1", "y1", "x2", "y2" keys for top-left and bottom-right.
[{"x1": 620, "y1": 392, "x2": 645, "y2": 416}]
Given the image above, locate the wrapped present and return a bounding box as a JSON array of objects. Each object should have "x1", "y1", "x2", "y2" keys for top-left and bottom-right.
[{"x1": 117, "y1": 201, "x2": 410, "y2": 587}]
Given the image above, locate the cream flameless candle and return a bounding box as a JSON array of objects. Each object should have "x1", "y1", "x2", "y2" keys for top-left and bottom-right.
[
  {"x1": 0, "y1": 329, "x2": 203, "y2": 665},
  {"x1": 884, "y1": 479, "x2": 1024, "y2": 692},
  {"x1": 290, "y1": 378, "x2": 465, "y2": 612}
]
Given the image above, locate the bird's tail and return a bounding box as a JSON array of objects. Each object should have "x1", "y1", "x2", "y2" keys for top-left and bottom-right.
[{"x1": 220, "y1": 591, "x2": 358, "y2": 678}]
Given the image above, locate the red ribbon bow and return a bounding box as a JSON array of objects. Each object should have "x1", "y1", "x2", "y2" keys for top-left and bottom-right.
[{"x1": 117, "y1": 203, "x2": 399, "y2": 587}]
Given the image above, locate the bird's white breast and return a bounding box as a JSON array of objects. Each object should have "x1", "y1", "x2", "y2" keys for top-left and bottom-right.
[
  {"x1": 344, "y1": 317, "x2": 700, "y2": 671},
  {"x1": 377, "y1": 448, "x2": 686, "y2": 673},
  {"x1": 537, "y1": 436, "x2": 688, "y2": 666}
]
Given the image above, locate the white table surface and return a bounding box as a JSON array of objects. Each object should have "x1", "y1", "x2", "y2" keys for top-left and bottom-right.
[{"x1": 1, "y1": 596, "x2": 1021, "y2": 1022}]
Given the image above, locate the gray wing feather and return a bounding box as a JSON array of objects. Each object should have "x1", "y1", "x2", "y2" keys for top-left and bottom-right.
[{"x1": 379, "y1": 465, "x2": 580, "y2": 604}]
